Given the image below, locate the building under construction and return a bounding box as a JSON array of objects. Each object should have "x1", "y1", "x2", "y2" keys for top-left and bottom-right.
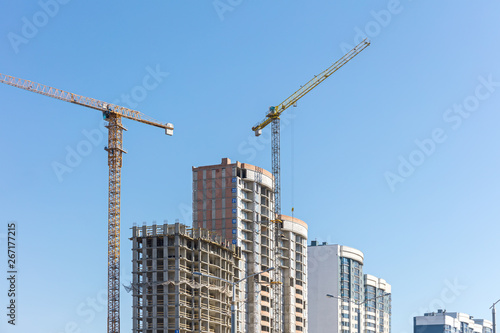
[
  {"x1": 279, "y1": 215, "x2": 308, "y2": 333},
  {"x1": 131, "y1": 223, "x2": 241, "y2": 333},
  {"x1": 192, "y1": 158, "x2": 308, "y2": 333},
  {"x1": 130, "y1": 158, "x2": 308, "y2": 333}
]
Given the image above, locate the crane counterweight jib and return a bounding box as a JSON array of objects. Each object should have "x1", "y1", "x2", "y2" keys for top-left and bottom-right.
[
  {"x1": 165, "y1": 123, "x2": 174, "y2": 136},
  {"x1": 0, "y1": 73, "x2": 174, "y2": 134}
]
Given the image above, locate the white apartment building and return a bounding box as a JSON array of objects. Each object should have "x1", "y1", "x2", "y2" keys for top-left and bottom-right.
[
  {"x1": 308, "y1": 243, "x2": 391, "y2": 333},
  {"x1": 414, "y1": 310, "x2": 493, "y2": 333}
]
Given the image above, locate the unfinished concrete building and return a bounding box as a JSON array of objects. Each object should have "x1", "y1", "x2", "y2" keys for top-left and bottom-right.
[
  {"x1": 192, "y1": 158, "x2": 308, "y2": 333},
  {"x1": 280, "y1": 215, "x2": 308, "y2": 333},
  {"x1": 131, "y1": 223, "x2": 241, "y2": 333}
]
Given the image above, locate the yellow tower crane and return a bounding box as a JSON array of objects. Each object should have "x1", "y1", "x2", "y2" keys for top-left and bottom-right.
[
  {"x1": 0, "y1": 73, "x2": 174, "y2": 333},
  {"x1": 251, "y1": 38, "x2": 370, "y2": 333}
]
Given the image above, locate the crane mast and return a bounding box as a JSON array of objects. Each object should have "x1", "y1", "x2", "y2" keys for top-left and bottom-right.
[
  {"x1": 251, "y1": 38, "x2": 370, "y2": 333},
  {"x1": 106, "y1": 113, "x2": 124, "y2": 333},
  {"x1": 0, "y1": 73, "x2": 173, "y2": 333}
]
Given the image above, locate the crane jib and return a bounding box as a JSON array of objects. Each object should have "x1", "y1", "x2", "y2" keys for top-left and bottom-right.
[
  {"x1": 0, "y1": 72, "x2": 173, "y2": 134},
  {"x1": 252, "y1": 38, "x2": 369, "y2": 134}
]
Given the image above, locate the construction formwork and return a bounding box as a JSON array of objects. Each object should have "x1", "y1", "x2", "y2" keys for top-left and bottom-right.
[{"x1": 131, "y1": 223, "x2": 241, "y2": 333}]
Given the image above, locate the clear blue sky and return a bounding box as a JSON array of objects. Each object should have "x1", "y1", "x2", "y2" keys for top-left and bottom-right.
[{"x1": 1, "y1": 1, "x2": 499, "y2": 332}]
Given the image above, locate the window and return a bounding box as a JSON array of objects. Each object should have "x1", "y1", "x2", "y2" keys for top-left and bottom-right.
[{"x1": 342, "y1": 321, "x2": 350, "y2": 327}]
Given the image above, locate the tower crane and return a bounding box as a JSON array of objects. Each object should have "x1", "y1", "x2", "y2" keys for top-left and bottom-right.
[
  {"x1": 0, "y1": 73, "x2": 174, "y2": 333},
  {"x1": 251, "y1": 38, "x2": 370, "y2": 333}
]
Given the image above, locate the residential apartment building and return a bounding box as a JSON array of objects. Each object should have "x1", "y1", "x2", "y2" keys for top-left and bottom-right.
[
  {"x1": 414, "y1": 310, "x2": 493, "y2": 333},
  {"x1": 307, "y1": 243, "x2": 391, "y2": 333},
  {"x1": 364, "y1": 275, "x2": 391, "y2": 333},
  {"x1": 130, "y1": 223, "x2": 240, "y2": 333},
  {"x1": 192, "y1": 158, "x2": 308, "y2": 333}
]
